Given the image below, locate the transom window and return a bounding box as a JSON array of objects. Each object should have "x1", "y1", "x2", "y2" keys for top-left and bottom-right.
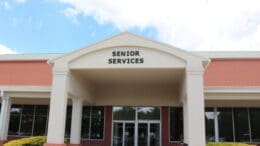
[{"x1": 113, "y1": 106, "x2": 160, "y2": 121}]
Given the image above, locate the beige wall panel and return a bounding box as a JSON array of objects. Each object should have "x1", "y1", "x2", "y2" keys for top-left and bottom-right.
[
  {"x1": 205, "y1": 93, "x2": 260, "y2": 100},
  {"x1": 205, "y1": 100, "x2": 260, "y2": 107},
  {"x1": 11, "y1": 98, "x2": 50, "y2": 105},
  {"x1": 68, "y1": 73, "x2": 93, "y2": 100},
  {"x1": 92, "y1": 83, "x2": 181, "y2": 106},
  {"x1": 6, "y1": 92, "x2": 50, "y2": 99}
]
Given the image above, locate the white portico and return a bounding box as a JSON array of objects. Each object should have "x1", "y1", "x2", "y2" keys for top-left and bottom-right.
[{"x1": 44, "y1": 32, "x2": 208, "y2": 146}]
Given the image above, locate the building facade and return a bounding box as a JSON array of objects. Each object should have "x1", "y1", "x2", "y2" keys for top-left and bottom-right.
[{"x1": 0, "y1": 32, "x2": 260, "y2": 146}]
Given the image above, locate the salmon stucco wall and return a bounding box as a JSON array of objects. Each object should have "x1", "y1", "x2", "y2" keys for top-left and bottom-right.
[
  {"x1": 0, "y1": 60, "x2": 52, "y2": 86},
  {"x1": 204, "y1": 59, "x2": 260, "y2": 86}
]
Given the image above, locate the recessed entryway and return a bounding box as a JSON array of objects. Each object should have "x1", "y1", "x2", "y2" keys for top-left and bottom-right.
[{"x1": 112, "y1": 107, "x2": 161, "y2": 146}]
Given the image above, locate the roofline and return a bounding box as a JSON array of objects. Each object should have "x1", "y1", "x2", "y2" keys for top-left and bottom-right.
[
  {"x1": 48, "y1": 32, "x2": 208, "y2": 64},
  {"x1": 194, "y1": 51, "x2": 260, "y2": 59},
  {"x1": 0, "y1": 53, "x2": 62, "y2": 61},
  {"x1": 0, "y1": 51, "x2": 260, "y2": 61}
]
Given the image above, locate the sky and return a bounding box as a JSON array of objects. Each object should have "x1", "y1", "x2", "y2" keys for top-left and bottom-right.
[{"x1": 0, "y1": 0, "x2": 260, "y2": 55}]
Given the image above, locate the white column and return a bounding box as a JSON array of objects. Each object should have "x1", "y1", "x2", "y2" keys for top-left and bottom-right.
[
  {"x1": 214, "y1": 107, "x2": 219, "y2": 142},
  {"x1": 46, "y1": 70, "x2": 69, "y2": 144},
  {"x1": 70, "y1": 97, "x2": 83, "y2": 144},
  {"x1": 0, "y1": 96, "x2": 11, "y2": 141},
  {"x1": 183, "y1": 69, "x2": 206, "y2": 146}
]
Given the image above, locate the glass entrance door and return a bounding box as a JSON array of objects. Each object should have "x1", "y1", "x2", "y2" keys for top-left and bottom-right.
[
  {"x1": 149, "y1": 123, "x2": 160, "y2": 146},
  {"x1": 112, "y1": 107, "x2": 161, "y2": 146},
  {"x1": 138, "y1": 122, "x2": 160, "y2": 146},
  {"x1": 124, "y1": 123, "x2": 135, "y2": 146},
  {"x1": 138, "y1": 123, "x2": 148, "y2": 146},
  {"x1": 113, "y1": 122, "x2": 135, "y2": 146}
]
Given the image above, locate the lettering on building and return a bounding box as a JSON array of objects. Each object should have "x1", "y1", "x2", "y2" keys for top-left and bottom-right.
[{"x1": 108, "y1": 50, "x2": 144, "y2": 64}]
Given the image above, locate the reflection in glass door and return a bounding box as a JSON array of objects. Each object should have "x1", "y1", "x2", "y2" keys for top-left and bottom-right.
[
  {"x1": 138, "y1": 123, "x2": 148, "y2": 146},
  {"x1": 113, "y1": 123, "x2": 123, "y2": 146},
  {"x1": 138, "y1": 122, "x2": 160, "y2": 146},
  {"x1": 124, "y1": 123, "x2": 135, "y2": 146},
  {"x1": 113, "y1": 122, "x2": 135, "y2": 146},
  {"x1": 150, "y1": 123, "x2": 160, "y2": 146}
]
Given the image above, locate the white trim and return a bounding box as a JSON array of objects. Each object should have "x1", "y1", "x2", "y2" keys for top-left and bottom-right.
[
  {"x1": 193, "y1": 51, "x2": 260, "y2": 59},
  {"x1": 0, "y1": 54, "x2": 61, "y2": 61},
  {"x1": 0, "y1": 86, "x2": 51, "y2": 93},
  {"x1": 1, "y1": 86, "x2": 260, "y2": 94},
  {"x1": 204, "y1": 86, "x2": 260, "y2": 94}
]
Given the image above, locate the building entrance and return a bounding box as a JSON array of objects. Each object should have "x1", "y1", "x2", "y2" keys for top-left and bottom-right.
[
  {"x1": 138, "y1": 122, "x2": 160, "y2": 146},
  {"x1": 112, "y1": 107, "x2": 161, "y2": 146}
]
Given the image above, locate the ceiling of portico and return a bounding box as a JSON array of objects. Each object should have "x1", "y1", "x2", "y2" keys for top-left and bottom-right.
[{"x1": 70, "y1": 68, "x2": 184, "y2": 106}]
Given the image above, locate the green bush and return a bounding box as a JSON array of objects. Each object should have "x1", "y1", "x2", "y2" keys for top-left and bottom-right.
[
  {"x1": 207, "y1": 142, "x2": 256, "y2": 146},
  {"x1": 4, "y1": 136, "x2": 47, "y2": 146}
]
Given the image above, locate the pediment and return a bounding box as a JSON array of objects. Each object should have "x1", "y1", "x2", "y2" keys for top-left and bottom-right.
[{"x1": 49, "y1": 32, "x2": 208, "y2": 70}]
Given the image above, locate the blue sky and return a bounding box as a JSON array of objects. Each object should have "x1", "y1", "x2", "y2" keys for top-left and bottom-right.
[
  {"x1": 0, "y1": 0, "x2": 260, "y2": 54},
  {"x1": 0, "y1": 0, "x2": 157, "y2": 54}
]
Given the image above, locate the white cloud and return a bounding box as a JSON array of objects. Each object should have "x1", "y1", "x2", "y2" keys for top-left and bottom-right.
[
  {"x1": 61, "y1": 7, "x2": 80, "y2": 25},
  {"x1": 1, "y1": 0, "x2": 27, "y2": 10},
  {"x1": 59, "y1": 0, "x2": 260, "y2": 51},
  {"x1": 0, "y1": 45, "x2": 16, "y2": 55},
  {"x1": 14, "y1": 0, "x2": 27, "y2": 4}
]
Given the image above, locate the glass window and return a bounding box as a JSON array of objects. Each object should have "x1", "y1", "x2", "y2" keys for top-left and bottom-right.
[
  {"x1": 8, "y1": 104, "x2": 48, "y2": 136},
  {"x1": 218, "y1": 108, "x2": 234, "y2": 142},
  {"x1": 81, "y1": 106, "x2": 91, "y2": 138},
  {"x1": 205, "y1": 108, "x2": 215, "y2": 142},
  {"x1": 113, "y1": 106, "x2": 135, "y2": 121},
  {"x1": 35, "y1": 105, "x2": 48, "y2": 115},
  {"x1": 138, "y1": 107, "x2": 160, "y2": 120},
  {"x1": 233, "y1": 108, "x2": 250, "y2": 142},
  {"x1": 90, "y1": 107, "x2": 104, "y2": 139},
  {"x1": 8, "y1": 105, "x2": 22, "y2": 135},
  {"x1": 249, "y1": 108, "x2": 260, "y2": 142},
  {"x1": 65, "y1": 106, "x2": 72, "y2": 138},
  {"x1": 33, "y1": 105, "x2": 48, "y2": 136},
  {"x1": 81, "y1": 106, "x2": 105, "y2": 139},
  {"x1": 19, "y1": 105, "x2": 35, "y2": 136},
  {"x1": 169, "y1": 107, "x2": 183, "y2": 142}
]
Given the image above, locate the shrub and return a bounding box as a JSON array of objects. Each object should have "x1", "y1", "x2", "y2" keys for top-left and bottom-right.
[
  {"x1": 4, "y1": 136, "x2": 47, "y2": 146},
  {"x1": 207, "y1": 142, "x2": 256, "y2": 146}
]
